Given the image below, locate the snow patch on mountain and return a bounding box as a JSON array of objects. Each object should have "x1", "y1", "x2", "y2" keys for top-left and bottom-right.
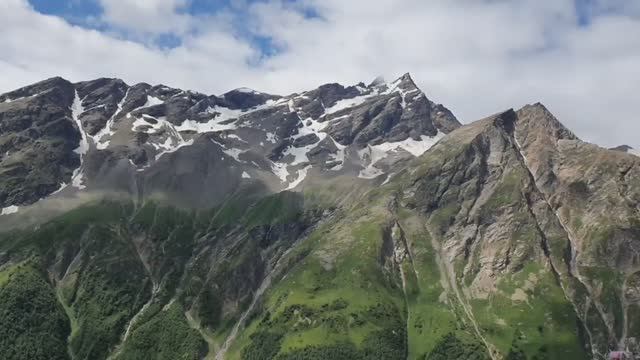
[
  {"x1": 223, "y1": 147, "x2": 245, "y2": 162},
  {"x1": 52, "y1": 182, "x2": 68, "y2": 195},
  {"x1": 175, "y1": 100, "x2": 278, "y2": 134},
  {"x1": 286, "y1": 165, "x2": 311, "y2": 190},
  {"x1": 71, "y1": 92, "x2": 88, "y2": 156},
  {"x1": 175, "y1": 111, "x2": 239, "y2": 132},
  {"x1": 70, "y1": 91, "x2": 88, "y2": 189},
  {"x1": 281, "y1": 118, "x2": 328, "y2": 165},
  {"x1": 209, "y1": 138, "x2": 246, "y2": 163},
  {"x1": 71, "y1": 168, "x2": 86, "y2": 189},
  {"x1": 358, "y1": 133, "x2": 444, "y2": 179},
  {"x1": 0, "y1": 205, "x2": 19, "y2": 216},
  {"x1": 227, "y1": 134, "x2": 245, "y2": 142},
  {"x1": 144, "y1": 95, "x2": 164, "y2": 107},
  {"x1": 131, "y1": 114, "x2": 196, "y2": 162},
  {"x1": 271, "y1": 162, "x2": 290, "y2": 184},
  {"x1": 93, "y1": 89, "x2": 129, "y2": 150},
  {"x1": 325, "y1": 93, "x2": 374, "y2": 114},
  {"x1": 283, "y1": 143, "x2": 315, "y2": 165},
  {"x1": 155, "y1": 139, "x2": 194, "y2": 161}
]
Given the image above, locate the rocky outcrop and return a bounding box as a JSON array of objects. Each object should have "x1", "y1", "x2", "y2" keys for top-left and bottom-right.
[{"x1": 0, "y1": 77, "x2": 79, "y2": 207}]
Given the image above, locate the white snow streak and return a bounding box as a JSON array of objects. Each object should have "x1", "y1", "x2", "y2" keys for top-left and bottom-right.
[
  {"x1": 1, "y1": 205, "x2": 19, "y2": 216},
  {"x1": 175, "y1": 106, "x2": 241, "y2": 132},
  {"x1": 93, "y1": 89, "x2": 129, "y2": 150},
  {"x1": 70, "y1": 91, "x2": 87, "y2": 189},
  {"x1": 175, "y1": 100, "x2": 277, "y2": 134}
]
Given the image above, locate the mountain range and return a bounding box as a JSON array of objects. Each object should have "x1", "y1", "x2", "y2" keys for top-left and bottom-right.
[{"x1": 0, "y1": 73, "x2": 638, "y2": 360}]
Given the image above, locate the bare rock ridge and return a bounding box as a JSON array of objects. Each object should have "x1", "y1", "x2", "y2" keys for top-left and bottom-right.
[{"x1": 0, "y1": 73, "x2": 460, "y2": 211}]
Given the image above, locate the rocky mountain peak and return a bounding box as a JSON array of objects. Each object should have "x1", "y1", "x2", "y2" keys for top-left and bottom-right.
[
  {"x1": 610, "y1": 144, "x2": 640, "y2": 157},
  {"x1": 516, "y1": 102, "x2": 578, "y2": 142},
  {"x1": 396, "y1": 72, "x2": 418, "y2": 88},
  {"x1": 0, "y1": 76, "x2": 74, "y2": 106},
  {"x1": 0, "y1": 74, "x2": 462, "y2": 210}
]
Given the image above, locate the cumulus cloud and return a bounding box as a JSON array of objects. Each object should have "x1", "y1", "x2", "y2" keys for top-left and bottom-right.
[
  {"x1": 0, "y1": 0, "x2": 639, "y2": 148},
  {"x1": 98, "y1": 0, "x2": 193, "y2": 35},
  {"x1": 0, "y1": 0, "x2": 260, "y2": 93}
]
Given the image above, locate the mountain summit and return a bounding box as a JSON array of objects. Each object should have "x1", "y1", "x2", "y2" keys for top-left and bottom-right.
[
  {"x1": 0, "y1": 74, "x2": 639, "y2": 360},
  {"x1": 0, "y1": 74, "x2": 459, "y2": 211}
]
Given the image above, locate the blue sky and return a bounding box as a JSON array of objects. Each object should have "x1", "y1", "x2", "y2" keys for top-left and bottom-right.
[{"x1": 1, "y1": 0, "x2": 639, "y2": 148}]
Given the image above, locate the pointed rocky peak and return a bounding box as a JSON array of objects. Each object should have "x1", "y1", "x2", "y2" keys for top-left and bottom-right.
[
  {"x1": 611, "y1": 144, "x2": 633, "y2": 152},
  {"x1": 437, "y1": 109, "x2": 516, "y2": 148},
  {"x1": 381, "y1": 72, "x2": 420, "y2": 94},
  {"x1": 0, "y1": 76, "x2": 74, "y2": 105},
  {"x1": 27, "y1": 76, "x2": 72, "y2": 92},
  {"x1": 516, "y1": 102, "x2": 577, "y2": 142},
  {"x1": 221, "y1": 87, "x2": 280, "y2": 110},
  {"x1": 397, "y1": 72, "x2": 418, "y2": 87},
  {"x1": 610, "y1": 145, "x2": 640, "y2": 157}
]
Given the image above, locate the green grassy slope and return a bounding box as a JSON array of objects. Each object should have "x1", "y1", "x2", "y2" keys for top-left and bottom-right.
[{"x1": 0, "y1": 263, "x2": 70, "y2": 360}]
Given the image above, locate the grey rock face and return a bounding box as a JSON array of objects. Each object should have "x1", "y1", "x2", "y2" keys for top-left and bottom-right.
[
  {"x1": 0, "y1": 77, "x2": 79, "y2": 207},
  {"x1": 221, "y1": 88, "x2": 280, "y2": 109},
  {"x1": 292, "y1": 133, "x2": 320, "y2": 147},
  {"x1": 75, "y1": 78, "x2": 128, "y2": 135},
  {"x1": 0, "y1": 73, "x2": 461, "y2": 210}
]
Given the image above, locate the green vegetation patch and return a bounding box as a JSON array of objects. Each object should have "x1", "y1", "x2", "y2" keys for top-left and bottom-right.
[
  {"x1": 472, "y1": 263, "x2": 587, "y2": 359},
  {"x1": 117, "y1": 302, "x2": 206, "y2": 359},
  {"x1": 244, "y1": 191, "x2": 304, "y2": 229},
  {"x1": 230, "y1": 210, "x2": 408, "y2": 359},
  {"x1": 425, "y1": 332, "x2": 489, "y2": 360},
  {"x1": 0, "y1": 263, "x2": 70, "y2": 360}
]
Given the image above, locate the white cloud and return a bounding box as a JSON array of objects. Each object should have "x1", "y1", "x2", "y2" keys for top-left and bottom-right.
[
  {"x1": 0, "y1": 0, "x2": 639, "y2": 149},
  {"x1": 98, "y1": 0, "x2": 193, "y2": 35},
  {"x1": 0, "y1": 0, "x2": 260, "y2": 93}
]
